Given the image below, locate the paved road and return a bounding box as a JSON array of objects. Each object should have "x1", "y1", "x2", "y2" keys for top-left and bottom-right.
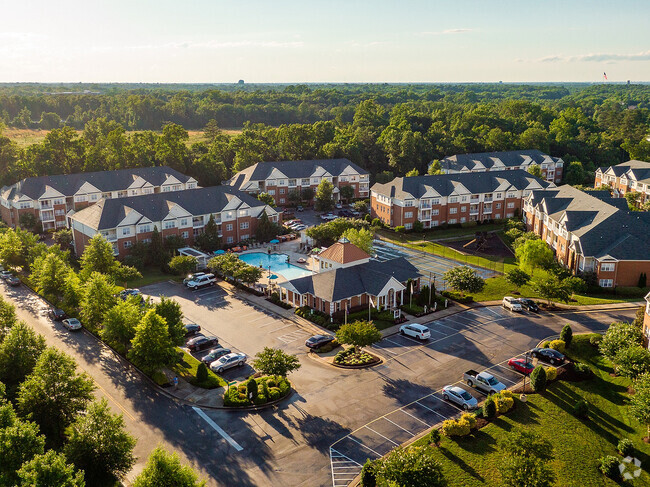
[{"x1": 1, "y1": 279, "x2": 636, "y2": 487}]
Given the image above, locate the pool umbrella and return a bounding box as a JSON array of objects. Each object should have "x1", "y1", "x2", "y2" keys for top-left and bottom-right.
[
  {"x1": 270, "y1": 239, "x2": 280, "y2": 244},
  {"x1": 269, "y1": 274, "x2": 279, "y2": 280},
  {"x1": 214, "y1": 250, "x2": 225, "y2": 255}
]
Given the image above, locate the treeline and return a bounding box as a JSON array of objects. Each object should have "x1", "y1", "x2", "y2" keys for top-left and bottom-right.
[{"x1": 1, "y1": 83, "x2": 650, "y2": 188}]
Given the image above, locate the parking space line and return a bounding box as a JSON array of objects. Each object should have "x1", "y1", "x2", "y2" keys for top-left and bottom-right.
[
  {"x1": 398, "y1": 409, "x2": 432, "y2": 427},
  {"x1": 486, "y1": 369, "x2": 518, "y2": 385},
  {"x1": 269, "y1": 324, "x2": 295, "y2": 333},
  {"x1": 412, "y1": 400, "x2": 449, "y2": 420},
  {"x1": 196, "y1": 289, "x2": 225, "y2": 297},
  {"x1": 371, "y1": 343, "x2": 399, "y2": 355},
  {"x1": 429, "y1": 321, "x2": 460, "y2": 332},
  {"x1": 347, "y1": 436, "x2": 382, "y2": 457},
  {"x1": 364, "y1": 426, "x2": 399, "y2": 446},
  {"x1": 250, "y1": 315, "x2": 271, "y2": 323},
  {"x1": 192, "y1": 407, "x2": 243, "y2": 452},
  {"x1": 383, "y1": 417, "x2": 414, "y2": 436}
]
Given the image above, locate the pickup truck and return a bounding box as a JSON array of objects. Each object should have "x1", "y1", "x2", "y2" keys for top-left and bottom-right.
[
  {"x1": 463, "y1": 370, "x2": 506, "y2": 395},
  {"x1": 186, "y1": 273, "x2": 216, "y2": 290}
]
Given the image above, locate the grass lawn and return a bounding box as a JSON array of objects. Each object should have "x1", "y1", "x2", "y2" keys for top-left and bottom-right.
[
  {"x1": 377, "y1": 223, "x2": 507, "y2": 242},
  {"x1": 122, "y1": 267, "x2": 181, "y2": 288},
  {"x1": 394, "y1": 335, "x2": 650, "y2": 486},
  {"x1": 171, "y1": 350, "x2": 227, "y2": 389}
]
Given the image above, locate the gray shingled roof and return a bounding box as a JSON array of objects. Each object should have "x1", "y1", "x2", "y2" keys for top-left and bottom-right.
[
  {"x1": 371, "y1": 169, "x2": 550, "y2": 201},
  {"x1": 71, "y1": 186, "x2": 273, "y2": 230},
  {"x1": 284, "y1": 258, "x2": 419, "y2": 302},
  {"x1": 440, "y1": 150, "x2": 560, "y2": 172},
  {"x1": 2, "y1": 166, "x2": 192, "y2": 201}
]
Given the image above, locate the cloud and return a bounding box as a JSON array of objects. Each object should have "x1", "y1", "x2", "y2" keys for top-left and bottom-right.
[
  {"x1": 536, "y1": 51, "x2": 650, "y2": 63},
  {"x1": 130, "y1": 40, "x2": 304, "y2": 50},
  {"x1": 417, "y1": 28, "x2": 473, "y2": 36}
]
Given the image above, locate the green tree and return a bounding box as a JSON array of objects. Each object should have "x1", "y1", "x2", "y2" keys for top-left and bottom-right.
[
  {"x1": 246, "y1": 377, "x2": 258, "y2": 402},
  {"x1": 53, "y1": 228, "x2": 73, "y2": 250},
  {"x1": 443, "y1": 266, "x2": 485, "y2": 296},
  {"x1": 234, "y1": 265, "x2": 263, "y2": 287},
  {"x1": 560, "y1": 324, "x2": 573, "y2": 348},
  {"x1": 513, "y1": 231, "x2": 540, "y2": 250},
  {"x1": 168, "y1": 255, "x2": 198, "y2": 276},
  {"x1": 155, "y1": 123, "x2": 189, "y2": 173},
  {"x1": 630, "y1": 373, "x2": 650, "y2": 439},
  {"x1": 530, "y1": 365, "x2": 547, "y2": 392},
  {"x1": 0, "y1": 228, "x2": 26, "y2": 268},
  {"x1": 564, "y1": 161, "x2": 585, "y2": 185},
  {"x1": 154, "y1": 297, "x2": 186, "y2": 347},
  {"x1": 19, "y1": 213, "x2": 40, "y2": 232},
  {"x1": 17, "y1": 348, "x2": 95, "y2": 438},
  {"x1": 0, "y1": 322, "x2": 46, "y2": 388},
  {"x1": 505, "y1": 268, "x2": 530, "y2": 289},
  {"x1": 195, "y1": 214, "x2": 221, "y2": 252},
  {"x1": 148, "y1": 226, "x2": 167, "y2": 266},
  {"x1": 79, "y1": 234, "x2": 117, "y2": 279},
  {"x1": 255, "y1": 211, "x2": 278, "y2": 242},
  {"x1": 252, "y1": 347, "x2": 301, "y2": 377},
  {"x1": 39, "y1": 112, "x2": 61, "y2": 129},
  {"x1": 515, "y1": 239, "x2": 554, "y2": 275},
  {"x1": 614, "y1": 346, "x2": 650, "y2": 379},
  {"x1": 0, "y1": 418, "x2": 45, "y2": 486},
  {"x1": 64, "y1": 399, "x2": 136, "y2": 483},
  {"x1": 301, "y1": 187, "x2": 314, "y2": 202},
  {"x1": 31, "y1": 252, "x2": 70, "y2": 303},
  {"x1": 563, "y1": 276, "x2": 587, "y2": 299},
  {"x1": 257, "y1": 192, "x2": 276, "y2": 207},
  {"x1": 341, "y1": 227, "x2": 374, "y2": 255},
  {"x1": 128, "y1": 310, "x2": 177, "y2": 375},
  {"x1": 625, "y1": 191, "x2": 642, "y2": 210},
  {"x1": 80, "y1": 272, "x2": 117, "y2": 330},
  {"x1": 531, "y1": 275, "x2": 570, "y2": 306},
  {"x1": 314, "y1": 179, "x2": 334, "y2": 211},
  {"x1": 427, "y1": 160, "x2": 442, "y2": 175},
  {"x1": 336, "y1": 320, "x2": 382, "y2": 353},
  {"x1": 101, "y1": 299, "x2": 141, "y2": 352},
  {"x1": 527, "y1": 164, "x2": 543, "y2": 178},
  {"x1": 63, "y1": 272, "x2": 84, "y2": 311},
  {"x1": 287, "y1": 189, "x2": 302, "y2": 206},
  {"x1": 405, "y1": 168, "x2": 419, "y2": 177},
  {"x1": 133, "y1": 447, "x2": 206, "y2": 487},
  {"x1": 17, "y1": 450, "x2": 85, "y2": 487},
  {"x1": 0, "y1": 296, "x2": 17, "y2": 341},
  {"x1": 112, "y1": 264, "x2": 142, "y2": 286},
  {"x1": 378, "y1": 446, "x2": 444, "y2": 487},
  {"x1": 599, "y1": 321, "x2": 644, "y2": 362},
  {"x1": 339, "y1": 184, "x2": 355, "y2": 202}
]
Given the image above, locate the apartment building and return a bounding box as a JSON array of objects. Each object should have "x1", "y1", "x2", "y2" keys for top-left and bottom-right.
[
  {"x1": 370, "y1": 170, "x2": 551, "y2": 230},
  {"x1": 0, "y1": 166, "x2": 197, "y2": 232},
  {"x1": 69, "y1": 186, "x2": 278, "y2": 259},
  {"x1": 227, "y1": 158, "x2": 370, "y2": 207},
  {"x1": 523, "y1": 185, "x2": 650, "y2": 288},
  {"x1": 594, "y1": 160, "x2": 650, "y2": 204},
  {"x1": 435, "y1": 150, "x2": 563, "y2": 183}
]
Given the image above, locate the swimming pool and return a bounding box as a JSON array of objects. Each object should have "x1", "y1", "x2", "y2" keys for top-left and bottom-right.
[{"x1": 238, "y1": 252, "x2": 313, "y2": 280}]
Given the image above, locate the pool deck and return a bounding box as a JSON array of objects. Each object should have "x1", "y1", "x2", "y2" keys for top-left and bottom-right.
[{"x1": 240, "y1": 239, "x2": 316, "y2": 287}]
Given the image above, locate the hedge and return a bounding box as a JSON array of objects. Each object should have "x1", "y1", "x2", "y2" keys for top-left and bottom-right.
[{"x1": 223, "y1": 375, "x2": 291, "y2": 407}]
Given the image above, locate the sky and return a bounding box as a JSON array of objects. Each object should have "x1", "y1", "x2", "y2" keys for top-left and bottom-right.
[{"x1": 1, "y1": 0, "x2": 649, "y2": 83}]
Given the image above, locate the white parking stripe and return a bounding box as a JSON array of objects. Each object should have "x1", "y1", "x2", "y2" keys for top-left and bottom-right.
[
  {"x1": 371, "y1": 343, "x2": 399, "y2": 355},
  {"x1": 383, "y1": 417, "x2": 414, "y2": 436},
  {"x1": 412, "y1": 400, "x2": 449, "y2": 420},
  {"x1": 486, "y1": 369, "x2": 518, "y2": 385},
  {"x1": 429, "y1": 321, "x2": 460, "y2": 332},
  {"x1": 192, "y1": 407, "x2": 243, "y2": 451},
  {"x1": 364, "y1": 426, "x2": 399, "y2": 446},
  {"x1": 347, "y1": 436, "x2": 382, "y2": 457},
  {"x1": 397, "y1": 409, "x2": 432, "y2": 427}
]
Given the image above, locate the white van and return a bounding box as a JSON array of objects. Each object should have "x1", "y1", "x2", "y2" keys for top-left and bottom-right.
[
  {"x1": 502, "y1": 296, "x2": 523, "y2": 312},
  {"x1": 186, "y1": 273, "x2": 216, "y2": 290}
]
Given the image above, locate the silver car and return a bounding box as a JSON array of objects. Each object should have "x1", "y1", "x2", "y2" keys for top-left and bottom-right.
[
  {"x1": 442, "y1": 385, "x2": 478, "y2": 410},
  {"x1": 62, "y1": 318, "x2": 82, "y2": 331},
  {"x1": 209, "y1": 352, "x2": 247, "y2": 374}
]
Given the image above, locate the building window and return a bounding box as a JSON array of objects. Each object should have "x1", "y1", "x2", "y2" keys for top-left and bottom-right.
[
  {"x1": 507, "y1": 192, "x2": 516, "y2": 198},
  {"x1": 53, "y1": 199, "x2": 64, "y2": 205},
  {"x1": 404, "y1": 223, "x2": 413, "y2": 230},
  {"x1": 599, "y1": 279, "x2": 613, "y2": 288},
  {"x1": 162, "y1": 186, "x2": 171, "y2": 192},
  {"x1": 506, "y1": 213, "x2": 514, "y2": 218},
  {"x1": 404, "y1": 211, "x2": 413, "y2": 219},
  {"x1": 301, "y1": 178, "x2": 310, "y2": 186},
  {"x1": 449, "y1": 207, "x2": 457, "y2": 214},
  {"x1": 240, "y1": 222, "x2": 249, "y2": 230},
  {"x1": 460, "y1": 206, "x2": 466, "y2": 212},
  {"x1": 404, "y1": 200, "x2": 413, "y2": 207},
  {"x1": 496, "y1": 203, "x2": 502, "y2": 209},
  {"x1": 432, "y1": 220, "x2": 439, "y2": 226},
  {"x1": 241, "y1": 234, "x2": 249, "y2": 240},
  {"x1": 507, "y1": 202, "x2": 515, "y2": 209},
  {"x1": 496, "y1": 193, "x2": 503, "y2": 199},
  {"x1": 449, "y1": 196, "x2": 458, "y2": 203},
  {"x1": 187, "y1": 183, "x2": 196, "y2": 189},
  {"x1": 19, "y1": 202, "x2": 32, "y2": 209},
  {"x1": 431, "y1": 198, "x2": 440, "y2": 205},
  {"x1": 74, "y1": 195, "x2": 86, "y2": 203},
  {"x1": 121, "y1": 227, "x2": 131, "y2": 236},
  {"x1": 226, "y1": 236, "x2": 234, "y2": 244},
  {"x1": 461, "y1": 196, "x2": 468, "y2": 202},
  {"x1": 600, "y1": 263, "x2": 615, "y2": 272},
  {"x1": 180, "y1": 218, "x2": 189, "y2": 227},
  {"x1": 460, "y1": 217, "x2": 467, "y2": 223},
  {"x1": 280, "y1": 198, "x2": 286, "y2": 204},
  {"x1": 123, "y1": 241, "x2": 132, "y2": 249},
  {"x1": 279, "y1": 188, "x2": 285, "y2": 194},
  {"x1": 55, "y1": 209, "x2": 65, "y2": 216},
  {"x1": 268, "y1": 190, "x2": 276, "y2": 195},
  {"x1": 138, "y1": 225, "x2": 151, "y2": 233},
  {"x1": 432, "y1": 209, "x2": 439, "y2": 216},
  {"x1": 226, "y1": 224, "x2": 233, "y2": 231},
  {"x1": 449, "y1": 218, "x2": 457, "y2": 224},
  {"x1": 143, "y1": 187, "x2": 153, "y2": 194},
  {"x1": 163, "y1": 220, "x2": 175, "y2": 229},
  {"x1": 181, "y1": 231, "x2": 189, "y2": 239},
  {"x1": 140, "y1": 238, "x2": 151, "y2": 244}
]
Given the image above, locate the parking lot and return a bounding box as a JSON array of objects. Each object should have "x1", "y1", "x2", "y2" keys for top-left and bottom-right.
[{"x1": 373, "y1": 240, "x2": 498, "y2": 289}]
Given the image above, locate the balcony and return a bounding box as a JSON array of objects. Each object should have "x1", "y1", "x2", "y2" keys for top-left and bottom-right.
[
  {"x1": 102, "y1": 232, "x2": 117, "y2": 242},
  {"x1": 420, "y1": 203, "x2": 431, "y2": 209},
  {"x1": 40, "y1": 211, "x2": 55, "y2": 222},
  {"x1": 484, "y1": 197, "x2": 493, "y2": 203}
]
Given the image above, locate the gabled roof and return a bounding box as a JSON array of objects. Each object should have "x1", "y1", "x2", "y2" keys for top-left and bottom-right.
[
  {"x1": 439, "y1": 150, "x2": 561, "y2": 172},
  {"x1": 282, "y1": 258, "x2": 419, "y2": 302},
  {"x1": 1, "y1": 166, "x2": 194, "y2": 201},
  {"x1": 318, "y1": 240, "x2": 370, "y2": 264},
  {"x1": 228, "y1": 158, "x2": 368, "y2": 190},
  {"x1": 71, "y1": 186, "x2": 276, "y2": 231},
  {"x1": 371, "y1": 169, "x2": 551, "y2": 201}
]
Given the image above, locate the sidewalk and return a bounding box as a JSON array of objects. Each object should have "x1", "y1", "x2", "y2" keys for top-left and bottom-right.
[{"x1": 477, "y1": 299, "x2": 644, "y2": 312}]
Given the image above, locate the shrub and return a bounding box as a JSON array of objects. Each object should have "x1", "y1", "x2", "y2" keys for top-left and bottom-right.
[
  {"x1": 237, "y1": 384, "x2": 247, "y2": 394},
  {"x1": 494, "y1": 392, "x2": 515, "y2": 414},
  {"x1": 549, "y1": 339, "x2": 566, "y2": 354},
  {"x1": 542, "y1": 341, "x2": 550, "y2": 348},
  {"x1": 461, "y1": 412, "x2": 477, "y2": 429},
  {"x1": 360, "y1": 459, "x2": 377, "y2": 487},
  {"x1": 247, "y1": 378, "x2": 258, "y2": 402},
  {"x1": 544, "y1": 366, "x2": 557, "y2": 381},
  {"x1": 266, "y1": 379, "x2": 277, "y2": 388},
  {"x1": 530, "y1": 365, "x2": 547, "y2": 392},
  {"x1": 598, "y1": 455, "x2": 620, "y2": 479},
  {"x1": 441, "y1": 418, "x2": 471, "y2": 437},
  {"x1": 483, "y1": 396, "x2": 497, "y2": 419},
  {"x1": 196, "y1": 363, "x2": 208, "y2": 383},
  {"x1": 429, "y1": 428, "x2": 441, "y2": 446},
  {"x1": 223, "y1": 387, "x2": 250, "y2": 407},
  {"x1": 277, "y1": 377, "x2": 291, "y2": 396},
  {"x1": 394, "y1": 226, "x2": 406, "y2": 233},
  {"x1": 590, "y1": 335, "x2": 602, "y2": 346},
  {"x1": 441, "y1": 290, "x2": 473, "y2": 304},
  {"x1": 268, "y1": 387, "x2": 281, "y2": 401},
  {"x1": 560, "y1": 324, "x2": 573, "y2": 348},
  {"x1": 573, "y1": 362, "x2": 593, "y2": 378},
  {"x1": 253, "y1": 394, "x2": 267, "y2": 405},
  {"x1": 573, "y1": 399, "x2": 589, "y2": 418},
  {"x1": 617, "y1": 438, "x2": 634, "y2": 456},
  {"x1": 151, "y1": 371, "x2": 168, "y2": 386}
]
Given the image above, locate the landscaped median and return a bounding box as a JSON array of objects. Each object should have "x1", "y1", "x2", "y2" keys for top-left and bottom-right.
[{"x1": 308, "y1": 320, "x2": 384, "y2": 369}]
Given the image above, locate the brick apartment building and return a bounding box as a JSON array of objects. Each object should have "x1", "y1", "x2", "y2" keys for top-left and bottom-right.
[
  {"x1": 69, "y1": 186, "x2": 278, "y2": 259},
  {"x1": 370, "y1": 170, "x2": 551, "y2": 230},
  {"x1": 523, "y1": 185, "x2": 650, "y2": 288},
  {"x1": 594, "y1": 160, "x2": 650, "y2": 204},
  {"x1": 436, "y1": 150, "x2": 563, "y2": 184},
  {"x1": 227, "y1": 158, "x2": 370, "y2": 207},
  {"x1": 0, "y1": 166, "x2": 196, "y2": 232}
]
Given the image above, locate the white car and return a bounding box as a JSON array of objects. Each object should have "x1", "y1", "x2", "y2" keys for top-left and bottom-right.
[
  {"x1": 502, "y1": 296, "x2": 523, "y2": 312},
  {"x1": 399, "y1": 323, "x2": 431, "y2": 340},
  {"x1": 442, "y1": 385, "x2": 478, "y2": 410},
  {"x1": 62, "y1": 318, "x2": 83, "y2": 331},
  {"x1": 209, "y1": 352, "x2": 247, "y2": 374},
  {"x1": 186, "y1": 273, "x2": 216, "y2": 290},
  {"x1": 183, "y1": 272, "x2": 206, "y2": 286},
  {"x1": 293, "y1": 224, "x2": 307, "y2": 231}
]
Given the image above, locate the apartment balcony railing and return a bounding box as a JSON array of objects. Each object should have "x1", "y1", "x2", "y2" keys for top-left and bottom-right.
[{"x1": 484, "y1": 197, "x2": 493, "y2": 203}]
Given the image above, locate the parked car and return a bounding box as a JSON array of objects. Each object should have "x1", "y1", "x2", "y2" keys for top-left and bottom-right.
[
  {"x1": 335, "y1": 203, "x2": 343, "y2": 209},
  {"x1": 441, "y1": 385, "x2": 478, "y2": 410},
  {"x1": 200, "y1": 347, "x2": 232, "y2": 365},
  {"x1": 183, "y1": 323, "x2": 201, "y2": 338},
  {"x1": 62, "y1": 318, "x2": 82, "y2": 331},
  {"x1": 508, "y1": 357, "x2": 535, "y2": 375},
  {"x1": 531, "y1": 347, "x2": 565, "y2": 365},
  {"x1": 399, "y1": 323, "x2": 431, "y2": 341},
  {"x1": 210, "y1": 352, "x2": 247, "y2": 374},
  {"x1": 187, "y1": 335, "x2": 219, "y2": 352},
  {"x1": 293, "y1": 224, "x2": 307, "y2": 231},
  {"x1": 183, "y1": 272, "x2": 206, "y2": 286},
  {"x1": 296, "y1": 205, "x2": 304, "y2": 212},
  {"x1": 118, "y1": 288, "x2": 141, "y2": 300},
  {"x1": 502, "y1": 296, "x2": 523, "y2": 312},
  {"x1": 305, "y1": 334, "x2": 335, "y2": 349},
  {"x1": 48, "y1": 308, "x2": 67, "y2": 321},
  {"x1": 0, "y1": 270, "x2": 13, "y2": 280},
  {"x1": 463, "y1": 370, "x2": 506, "y2": 395},
  {"x1": 6, "y1": 276, "x2": 20, "y2": 287},
  {"x1": 518, "y1": 298, "x2": 539, "y2": 313},
  {"x1": 186, "y1": 274, "x2": 216, "y2": 290}
]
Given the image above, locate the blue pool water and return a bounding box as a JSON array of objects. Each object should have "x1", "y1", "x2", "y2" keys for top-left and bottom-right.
[{"x1": 238, "y1": 252, "x2": 313, "y2": 280}]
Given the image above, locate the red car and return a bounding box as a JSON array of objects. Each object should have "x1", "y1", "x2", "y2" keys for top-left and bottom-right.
[{"x1": 508, "y1": 358, "x2": 535, "y2": 375}]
